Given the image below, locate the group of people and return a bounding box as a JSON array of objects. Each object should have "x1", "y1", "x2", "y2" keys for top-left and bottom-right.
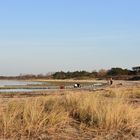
[{"x1": 59, "y1": 78, "x2": 113, "y2": 89}]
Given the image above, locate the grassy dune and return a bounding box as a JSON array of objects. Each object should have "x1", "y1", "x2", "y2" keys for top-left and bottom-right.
[{"x1": 0, "y1": 87, "x2": 140, "y2": 139}]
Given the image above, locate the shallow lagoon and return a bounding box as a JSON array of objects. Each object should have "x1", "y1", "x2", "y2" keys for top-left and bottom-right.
[{"x1": 0, "y1": 80, "x2": 106, "y2": 92}]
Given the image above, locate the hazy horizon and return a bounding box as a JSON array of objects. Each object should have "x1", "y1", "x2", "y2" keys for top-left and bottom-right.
[{"x1": 0, "y1": 0, "x2": 140, "y2": 76}]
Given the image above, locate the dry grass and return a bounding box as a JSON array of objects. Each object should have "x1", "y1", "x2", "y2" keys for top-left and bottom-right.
[
  {"x1": 0, "y1": 87, "x2": 140, "y2": 139},
  {"x1": 0, "y1": 96, "x2": 69, "y2": 139},
  {"x1": 63, "y1": 93, "x2": 140, "y2": 130}
]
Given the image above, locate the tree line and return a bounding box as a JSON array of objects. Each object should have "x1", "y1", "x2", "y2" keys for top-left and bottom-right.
[
  {"x1": 0, "y1": 67, "x2": 140, "y2": 80},
  {"x1": 52, "y1": 67, "x2": 140, "y2": 80}
]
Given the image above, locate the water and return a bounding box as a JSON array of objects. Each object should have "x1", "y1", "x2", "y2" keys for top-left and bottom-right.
[
  {"x1": 0, "y1": 80, "x2": 107, "y2": 93},
  {"x1": 0, "y1": 80, "x2": 41, "y2": 87},
  {"x1": 0, "y1": 80, "x2": 43, "y2": 92},
  {"x1": 0, "y1": 88, "x2": 51, "y2": 93}
]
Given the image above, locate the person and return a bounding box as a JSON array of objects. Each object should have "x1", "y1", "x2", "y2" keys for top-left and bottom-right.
[
  {"x1": 74, "y1": 84, "x2": 77, "y2": 88},
  {"x1": 77, "y1": 83, "x2": 81, "y2": 87},
  {"x1": 60, "y1": 85, "x2": 65, "y2": 89},
  {"x1": 110, "y1": 78, "x2": 113, "y2": 85}
]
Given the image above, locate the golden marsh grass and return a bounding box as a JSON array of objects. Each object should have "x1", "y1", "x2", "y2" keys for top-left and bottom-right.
[{"x1": 0, "y1": 86, "x2": 140, "y2": 139}]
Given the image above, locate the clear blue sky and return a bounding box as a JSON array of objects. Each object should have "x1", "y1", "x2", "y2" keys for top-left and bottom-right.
[{"x1": 0, "y1": 0, "x2": 140, "y2": 75}]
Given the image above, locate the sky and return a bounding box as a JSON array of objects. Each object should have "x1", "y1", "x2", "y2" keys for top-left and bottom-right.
[{"x1": 0, "y1": 0, "x2": 140, "y2": 76}]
